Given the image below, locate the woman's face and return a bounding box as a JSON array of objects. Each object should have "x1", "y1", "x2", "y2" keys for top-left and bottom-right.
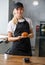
[{"x1": 13, "y1": 7, "x2": 24, "y2": 19}]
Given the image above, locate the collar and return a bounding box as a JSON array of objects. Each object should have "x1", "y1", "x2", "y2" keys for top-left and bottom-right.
[{"x1": 18, "y1": 19, "x2": 25, "y2": 22}]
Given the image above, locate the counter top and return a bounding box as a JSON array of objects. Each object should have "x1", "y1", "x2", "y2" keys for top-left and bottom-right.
[
  {"x1": 0, "y1": 34, "x2": 8, "y2": 41},
  {"x1": 0, "y1": 54, "x2": 45, "y2": 65}
]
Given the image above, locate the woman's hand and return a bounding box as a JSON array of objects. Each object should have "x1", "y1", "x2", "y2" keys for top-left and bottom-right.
[
  {"x1": 28, "y1": 33, "x2": 34, "y2": 38},
  {"x1": 17, "y1": 36, "x2": 22, "y2": 40},
  {"x1": 17, "y1": 36, "x2": 28, "y2": 40},
  {"x1": 21, "y1": 35, "x2": 28, "y2": 38}
]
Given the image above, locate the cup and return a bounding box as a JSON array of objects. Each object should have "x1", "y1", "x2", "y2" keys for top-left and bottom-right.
[{"x1": 4, "y1": 54, "x2": 8, "y2": 60}]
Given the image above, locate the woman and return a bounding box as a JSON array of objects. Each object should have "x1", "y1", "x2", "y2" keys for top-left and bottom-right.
[{"x1": 6, "y1": 2, "x2": 34, "y2": 56}]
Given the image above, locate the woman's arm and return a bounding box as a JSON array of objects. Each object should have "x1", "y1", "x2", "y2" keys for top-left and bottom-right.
[
  {"x1": 8, "y1": 32, "x2": 22, "y2": 42},
  {"x1": 28, "y1": 29, "x2": 34, "y2": 38}
]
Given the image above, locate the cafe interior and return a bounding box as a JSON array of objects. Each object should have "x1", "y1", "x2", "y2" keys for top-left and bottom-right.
[{"x1": 0, "y1": 0, "x2": 45, "y2": 65}]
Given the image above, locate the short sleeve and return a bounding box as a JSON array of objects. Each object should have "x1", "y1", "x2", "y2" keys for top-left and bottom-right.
[
  {"x1": 29, "y1": 19, "x2": 33, "y2": 29},
  {"x1": 25, "y1": 18, "x2": 33, "y2": 30},
  {"x1": 7, "y1": 22, "x2": 13, "y2": 33}
]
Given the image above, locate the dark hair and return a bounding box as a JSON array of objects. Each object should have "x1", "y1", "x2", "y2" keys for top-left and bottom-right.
[{"x1": 14, "y1": 2, "x2": 24, "y2": 9}]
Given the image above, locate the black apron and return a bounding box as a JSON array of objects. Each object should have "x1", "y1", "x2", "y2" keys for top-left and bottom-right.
[{"x1": 6, "y1": 19, "x2": 32, "y2": 56}]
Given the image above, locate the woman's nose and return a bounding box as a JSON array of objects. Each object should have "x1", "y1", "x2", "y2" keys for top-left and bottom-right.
[{"x1": 18, "y1": 10, "x2": 22, "y2": 13}]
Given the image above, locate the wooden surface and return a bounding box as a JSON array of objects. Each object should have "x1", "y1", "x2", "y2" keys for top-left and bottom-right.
[{"x1": 0, "y1": 54, "x2": 45, "y2": 65}]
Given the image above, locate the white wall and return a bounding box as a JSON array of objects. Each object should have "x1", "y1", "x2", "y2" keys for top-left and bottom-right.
[{"x1": 0, "y1": 0, "x2": 9, "y2": 34}]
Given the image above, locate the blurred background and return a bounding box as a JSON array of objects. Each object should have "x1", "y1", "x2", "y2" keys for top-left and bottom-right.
[{"x1": 0, "y1": 0, "x2": 45, "y2": 57}]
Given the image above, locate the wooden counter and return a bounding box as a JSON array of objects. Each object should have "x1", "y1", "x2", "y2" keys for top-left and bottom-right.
[{"x1": 0, "y1": 54, "x2": 45, "y2": 65}]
